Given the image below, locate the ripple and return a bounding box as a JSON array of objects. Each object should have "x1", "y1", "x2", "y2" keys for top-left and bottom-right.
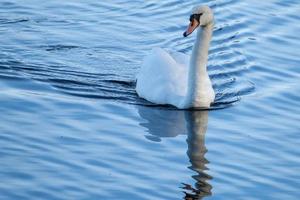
[{"x1": 42, "y1": 45, "x2": 81, "y2": 52}]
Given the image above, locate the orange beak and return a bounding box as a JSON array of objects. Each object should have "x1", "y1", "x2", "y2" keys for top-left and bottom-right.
[{"x1": 183, "y1": 18, "x2": 199, "y2": 37}]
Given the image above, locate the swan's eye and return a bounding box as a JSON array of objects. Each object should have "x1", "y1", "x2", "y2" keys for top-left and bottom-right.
[
  {"x1": 189, "y1": 13, "x2": 203, "y2": 22},
  {"x1": 190, "y1": 15, "x2": 195, "y2": 22}
]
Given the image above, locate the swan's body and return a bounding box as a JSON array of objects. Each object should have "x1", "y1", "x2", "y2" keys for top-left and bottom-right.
[{"x1": 136, "y1": 5, "x2": 215, "y2": 109}]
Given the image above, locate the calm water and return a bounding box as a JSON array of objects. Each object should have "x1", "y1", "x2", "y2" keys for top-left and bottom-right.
[{"x1": 0, "y1": 0, "x2": 299, "y2": 199}]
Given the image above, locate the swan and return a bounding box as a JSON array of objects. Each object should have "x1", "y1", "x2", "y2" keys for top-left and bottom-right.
[{"x1": 136, "y1": 5, "x2": 215, "y2": 109}]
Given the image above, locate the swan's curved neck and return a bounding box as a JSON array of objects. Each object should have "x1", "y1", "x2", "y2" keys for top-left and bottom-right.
[{"x1": 181, "y1": 23, "x2": 213, "y2": 108}]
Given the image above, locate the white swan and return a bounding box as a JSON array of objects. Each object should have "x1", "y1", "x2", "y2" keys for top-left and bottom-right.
[{"x1": 136, "y1": 5, "x2": 215, "y2": 109}]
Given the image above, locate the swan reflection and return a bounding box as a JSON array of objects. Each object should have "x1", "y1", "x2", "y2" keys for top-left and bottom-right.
[
  {"x1": 184, "y1": 111, "x2": 212, "y2": 199},
  {"x1": 138, "y1": 107, "x2": 212, "y2": 199}
]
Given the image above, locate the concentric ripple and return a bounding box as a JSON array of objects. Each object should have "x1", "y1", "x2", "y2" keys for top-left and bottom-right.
[{"x1": 0, "y1": 0, "x2": 255, "y2": 109}]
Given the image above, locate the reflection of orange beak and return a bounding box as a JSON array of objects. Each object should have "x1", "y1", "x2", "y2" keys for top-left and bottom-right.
[{"x1": 183, "y1": 19, "x2": 200, "y2": 37}]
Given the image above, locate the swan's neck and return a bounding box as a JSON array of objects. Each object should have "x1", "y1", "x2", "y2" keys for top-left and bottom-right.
[{"x1": 182, "y1": 23, "x2": 213, "y2": 108}]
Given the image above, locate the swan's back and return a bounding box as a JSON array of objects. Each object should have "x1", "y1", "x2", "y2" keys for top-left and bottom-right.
[{"x1": 136, "y1": 48, "x2": 189, "y2": 107}]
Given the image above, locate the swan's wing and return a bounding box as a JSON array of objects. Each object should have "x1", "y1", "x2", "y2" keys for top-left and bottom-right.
[
  {"x1": 136, "y1": 48, "x2": 188, "y2": 107},
  {"x1": 169, "y1": 51, "x2": 190, "y2": 67}
]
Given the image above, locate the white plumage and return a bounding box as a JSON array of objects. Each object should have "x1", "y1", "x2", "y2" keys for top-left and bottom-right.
[{"x1": 136, "y1": 5, "x2": 215, "y2": 109}]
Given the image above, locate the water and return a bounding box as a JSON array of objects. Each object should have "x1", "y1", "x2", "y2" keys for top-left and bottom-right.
[{"x1": 0, "y1": 0, "x2": 299, "y2": 199}]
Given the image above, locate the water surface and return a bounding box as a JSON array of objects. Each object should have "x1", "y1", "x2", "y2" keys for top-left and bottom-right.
[{"x1": 0, "y1": 0, "x2": 299, "y2": 199}]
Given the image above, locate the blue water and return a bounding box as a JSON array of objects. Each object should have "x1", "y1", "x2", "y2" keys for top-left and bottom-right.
[{"x1": 0, "y1": 0, "x2": 299, "y2": 199}]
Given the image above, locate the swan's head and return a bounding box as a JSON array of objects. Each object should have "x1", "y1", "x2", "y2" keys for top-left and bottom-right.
[{"x1": 183, "y1": 5, "x2": 214, "y2": 37}]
